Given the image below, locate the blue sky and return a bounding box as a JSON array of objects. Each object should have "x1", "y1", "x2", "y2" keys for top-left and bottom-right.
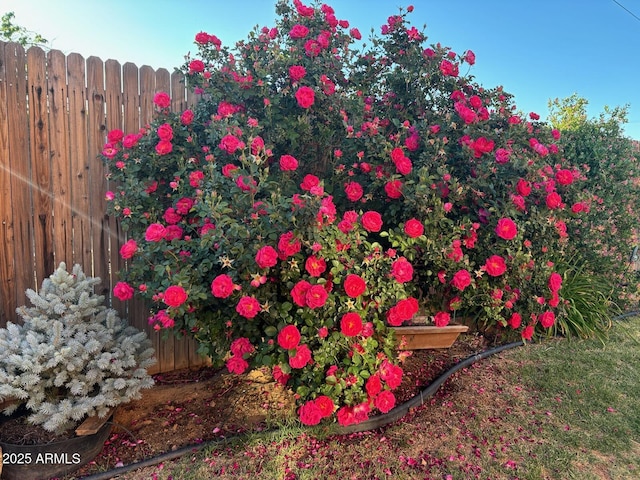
[{"x1": 4, "y1": 0, "x2": 640, "y2": 139}]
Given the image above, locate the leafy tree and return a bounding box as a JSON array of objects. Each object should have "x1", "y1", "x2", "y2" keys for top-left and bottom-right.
[
  {"x1": 1, "y1": 11, "x2": 48, "y2": 47},
  {"x1": 547, "y1": 93, "x2": 590, "y2": 131},
  {"x1": 549, "y1": 95, "x2": 640, "y2": 303}
]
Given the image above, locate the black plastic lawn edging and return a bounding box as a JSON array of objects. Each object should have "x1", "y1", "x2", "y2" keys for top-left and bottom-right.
[{"x1": 77, "y1": 341, "x2": 524, "y2": 480}]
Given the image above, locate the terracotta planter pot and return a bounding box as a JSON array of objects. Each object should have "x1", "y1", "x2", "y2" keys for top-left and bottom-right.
[
  {"x1": 0, "y1": 412, "x2": 113, "y2": 480},
  {"x1": 391, "y1": 324, "x2": 469, "y2": 349}
]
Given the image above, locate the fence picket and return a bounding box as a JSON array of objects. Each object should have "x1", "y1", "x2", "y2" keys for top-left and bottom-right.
[
  {"x1": 27, "y1": 46, "x2": 55, "y2": 286},
  {"x1": 48, "y1": 48, "x2": 74, "y2": 270},
  {"x1": 4, "y1": 42, "x2": 33, "y2": 310},
  {"x1": 0, "y1": 42, "x2": 18, "y2": 323},
  {"x1": 0, "y1": 41, "x2": 208, "y2": 374}
]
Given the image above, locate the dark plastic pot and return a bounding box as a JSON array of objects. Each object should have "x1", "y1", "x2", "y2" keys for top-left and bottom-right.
[{"x1": 0, "y1": 414, "x2": 112, "y2": 480}]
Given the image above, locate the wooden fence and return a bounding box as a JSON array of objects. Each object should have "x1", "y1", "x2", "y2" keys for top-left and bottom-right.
[{"x1": 0, "y1": 41, "x2": 208, "y2": 374}]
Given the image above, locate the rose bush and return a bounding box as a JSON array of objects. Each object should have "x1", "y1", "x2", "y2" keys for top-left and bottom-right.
[{"x1": 103, "y1": 0, "x2": 596, "y2": 425}]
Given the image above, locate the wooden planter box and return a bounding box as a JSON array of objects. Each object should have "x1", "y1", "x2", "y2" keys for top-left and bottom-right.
[{"x1": 391, "y1": 324, "x2": 469, "y2": 350}]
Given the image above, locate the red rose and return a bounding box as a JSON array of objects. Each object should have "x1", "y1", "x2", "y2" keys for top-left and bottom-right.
[
  {"x1": 122, "y1": 134, "x2": 141, "y2": 148},
  {"x1": 175, "y1": 197, "x2": 194, "y2": 215},
  {"x1": 305, "y1": 256, "x2": 327, "y2": 277},
  {"x1": 439, "y1": 59, "x2": 459, "y2": 77},
  {"x1": 145, "y1": 223, "x2": 166, "y2": 242},
  {"x1": 155, "y1": 140, "x2": 173, "y2": 155},
  {"x1": 361, "y1": 211, "x2": 383, "y2": 232},
  {"x1": 384, "y1": 180, "x2": 403, "y2": 199},
  {"x1": 540, "y1": 311, "x2": 556, "y2": 328},
  {"x1": 272, "y1": 365, "x2": 290, "y2": 386},
  {"x1": 434, "y1": 311, "x2": 451, "y2": 327},
  {"x1": 230, "y1": 337, "x2": 254, "y2": 356},
  {"x1": 380, "y1": 360, "x2": 403, "y2": 389},
  {"x1": 374, "y1": 390, "x2": 396, "y2": 414},
  {"x1": 188, "y1": 59, "x2": 205, "y2": 74},
  {"x1": 298, "y1": 400, "x2": 323, "y2": 426},
  {"x1": 278, "y1": 324, "x2": 301, "y2": 350},
  {"x1": 386, "y1": 297, "x2": 418, "y2": 326},
  {"x1": 337, "y1": 406, "x2": 356, "y2": 426},
  {"x1": 555, "y1": 169, "x2": 573, "y2": 185},
  {"x1": 495, "y1": 218, "x2": 518, "y2": 240},
  {"x1": 521, "y1": 325, "x2": 534, "y2": 340},
  {"x1": 153, "y1": 91, "x2": 171, "y2": 108},
  {"x1": 516, "y1": 178, "x2": 532, "y2": 196},
  {"x1": 163, "y1": 225, "x2": 182, "y2": 241},
  {"x1": 289, "y1": 24, "x2": 309, "y2": 39},
  {"x1": 295, "y1": 86, "x2": 315, "y2": 108},
  {"x1": 211, "y1": 275, "x2": 235, "y2": 298},
  {"x1": 314, "y1": 396, "x2": 334, "y2": 418},
  {"x1": 289, "y1": 344, "x2": 312, "y2": 369},
  {"x1": 391, "y1": 257, "x2": 413, "y2": 283},
  {"x1": 278, "y1": 231, "x2": 301, "y2": 258},
  {"x1": 511, "y1": 194, "x2": 526, "y2": 211},
  {"x1": 226, "y1": 355, "x2": 249, "y2": 375},
  {"x1": 222, "y1": 164, "x2": 238, "y2": 177},
  {"x1": 508, "y1": 313, "x2": 522, "y2": 329},
  {"x1": 113, "y1": 281, "x2": 134, "y2": 301},
  {"x1": 300, "y1": 174, "x2": 320, "y2": 191},
  {"x1": 189, "y1": 170, "x2": 204, "y2": 187},
  {"x1": 157, "y1": 123, "x2": 173, "y2": 141},
  {"x1": 393, "y1": 156, "x2": 412, "y2": 175},
  {"x1": 163, "y1": 208, "x2": 181, "y2": 225},
  {"x1": 340, "y1": 312, "x2": 363, "y2": 337},
  {"x1": 470, "y1": 137, "x2": 495, "y2": 158},
  {"x1": 451, "y1": 269, "x2": 472, "y2": 291},
  {"x1": 163, "y1": 285, "x2": 188, "y2": 307},
  {"x1": 180, "y1": 109, "x2": 194, "y2": 125},
  {"x1": 251, "y1": 136, "x2": 265, "y2": 155},
  {"x1": 217, "y1": 101, "x2": 239, "y2": 117},
  {"x1": 291, "y1": 280, "x2": 311, "y2": 307},
  {"x1": 279, "y1": 154, "x2": 299, "y2": 171},
  {"x1": 344, "y1": 181, "x2": 364, "y2": 202},
  {"x1": 495, "y1": 148, "x2": 510, "y2": 164},
  {"x1": 484, "y1": 255, "x2": 507, "y2": 277},
  {"x1": 119, "y1": 239, "x2": 137, "y2": 259},
  {"x1": 464, "y1": 49, "x2": 476, "y2": 65},
  {"x1": 571, "y1": 202, "x2": 587, "y2": 214},
  {"x1": 366, "y1": 374, "x2": 382, "y2": 397},
  {"x1": 344, "y1": 274, "x2": 366, "y2": 298},
  {"x1": 107, "y1": 129, "x2": 123, "y2": 143},
  {"x1": 353, "y1": 401, "x2": 371, "y2": 423},
  {"x1": 255, "y1": 245, "x2": 278, "y2": 268},
  {"x1": 548, "y1": 272, "x2": 562, "y2": 292},
  {"x1": 219, "y1": 134, "x2": 244, "y2": 154},
  {"x1": 403, "y1": 218, "x2": 424, "y2": 238},
  {"x1": 546, "y1": 192, "x2": 563, "y2": 209},
  {"x1": 236, "y1": 296, "x2": 261, "y2": 318},
  {"x1": 288, "y1": 65, "x2": 306, "y2": 82},
  {"x1": 305, "y1": 284, "x2": 328, "y2": 309}
]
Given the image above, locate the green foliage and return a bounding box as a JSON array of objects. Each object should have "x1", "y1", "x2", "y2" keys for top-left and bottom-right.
[
  {"x1": 102, "y1": 0, "x2": 618, "y2": 427},
  {"x1": 550, "y1": 256, "x2": 619, "y2": 340},
  {"x1": 550, "y1": 95, "x2": 640, "y2": 305},
  {"x1": 1, "y1": 12, "x2": 47, "y2": 47},
  {"x1": 547, "y1": 93, "x2": 589, "y2": 131}
]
